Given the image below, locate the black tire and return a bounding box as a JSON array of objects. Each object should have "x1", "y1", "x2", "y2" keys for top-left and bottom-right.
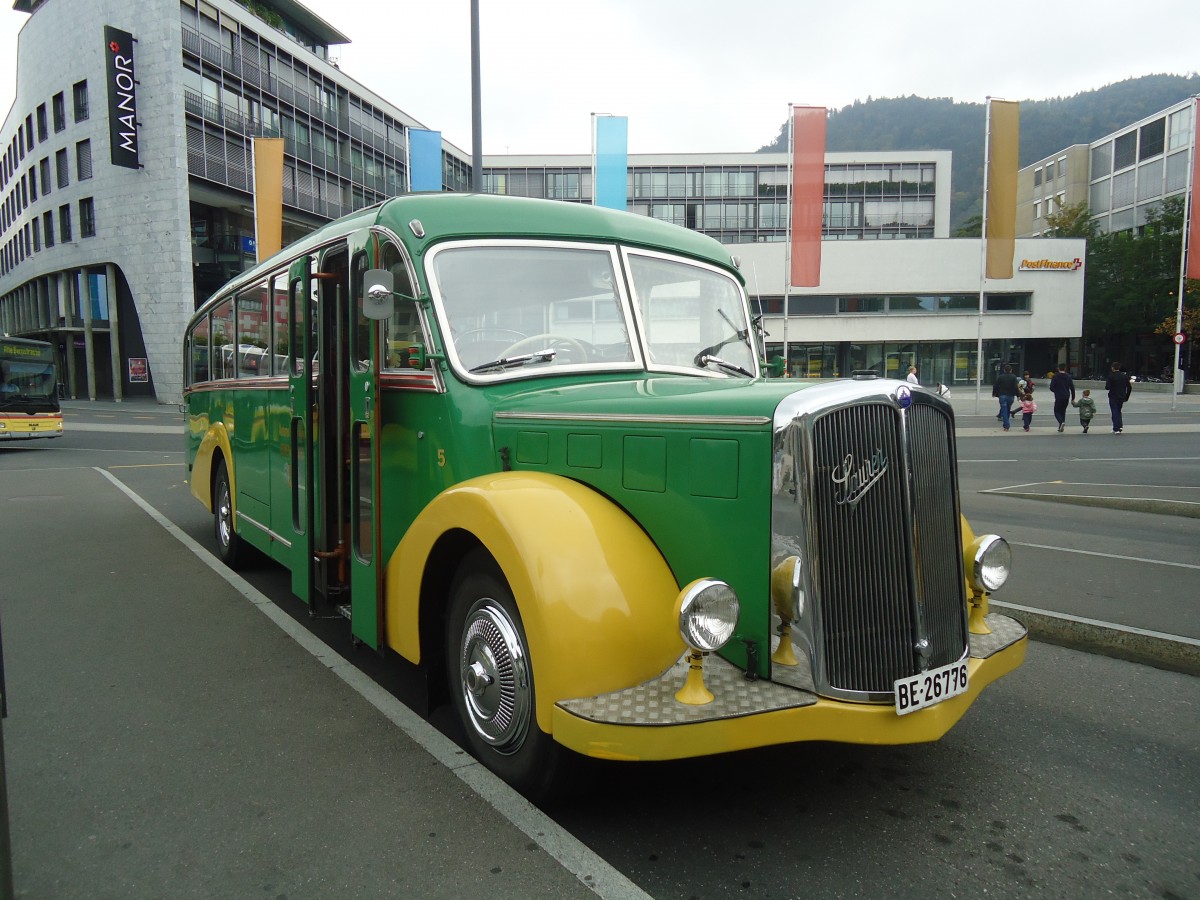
[
  {"x1": 213, "y1": 459, "x2": 245, "y2": 568},
  {"x1": 445, "y1": 550, "x2": 583, "y2": 802}
]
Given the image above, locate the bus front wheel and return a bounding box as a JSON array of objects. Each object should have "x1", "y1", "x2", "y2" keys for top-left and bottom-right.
[
  {"x1": 213, "y1": 460, "x2": 245, "y2": 568},
  {"x1": 446, "y1": 550, "x2": 580, "y2": 802}
]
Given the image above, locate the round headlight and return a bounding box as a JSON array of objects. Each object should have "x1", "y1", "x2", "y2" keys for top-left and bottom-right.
[
  {"x1": 973, "y1": 535, "x2": 1011, "y2": 592},
  {"x1": 677, "y1": 579, "x2": 740, "y2": 652}
]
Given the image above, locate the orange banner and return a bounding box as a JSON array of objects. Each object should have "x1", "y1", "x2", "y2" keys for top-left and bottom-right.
[
  {"x1": 985, "y1": 100, "x2": 1020, "y2": 279},
  {"x1": 790, "y1": 106, "x2": 826, "y2": 287},
  {"x1": 253, "y1": 138, "x2": 285, "y2": 262}
]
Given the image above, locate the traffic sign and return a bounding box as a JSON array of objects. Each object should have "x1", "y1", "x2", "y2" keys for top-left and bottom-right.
[{"x1": 1174, "y1": 332, "x2": 1187, "y2": 345}]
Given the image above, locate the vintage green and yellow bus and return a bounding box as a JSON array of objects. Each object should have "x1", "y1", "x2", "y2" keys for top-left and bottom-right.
[
  {"x1": 0, "y1": 336, "x2": 62, "y2": 441},
  {"x1": 184, "y1": 193, "x2": 1026, "y2": 798}
]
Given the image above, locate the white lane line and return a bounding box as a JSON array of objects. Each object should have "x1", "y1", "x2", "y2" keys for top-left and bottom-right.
[
  {"x1": 1012, "y1": 541, "x2": 1200, "y2": 571},
  {"x1": 962, "y1": 456, "x2": 1200, "y2": 463},
  {"x1": 92, "y1": 466, "x2": 651, "y2": 900}
]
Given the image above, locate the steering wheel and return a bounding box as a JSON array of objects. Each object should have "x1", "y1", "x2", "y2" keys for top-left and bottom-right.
[{"x1": 501, "y1": 334, "x2": 588, "y2": 362}]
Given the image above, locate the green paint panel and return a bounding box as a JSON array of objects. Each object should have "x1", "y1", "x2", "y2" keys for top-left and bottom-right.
[
  {"x1": 567, "y1": 433, "x2": 602, "y2": 468},
  {"x1": 516, "y1": 431, "x2": 549, "y2": 465},
  {"x1": 622, "y1": 435, "x2": 667, "y2": 493},
  {"x1": 690, "y1": 438, "x2": 739, "y2": 499}
]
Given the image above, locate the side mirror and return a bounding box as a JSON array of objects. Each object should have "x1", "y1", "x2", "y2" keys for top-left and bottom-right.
[{"x1": 363, "y1": 269, "x2": 396, "y2": 320}]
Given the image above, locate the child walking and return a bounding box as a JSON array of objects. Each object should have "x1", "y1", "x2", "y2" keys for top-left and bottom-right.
[
  {"x1": 1020, "y1": 391, "x2": 1037, "y2": 431},
  {"x1": 1072, "y1": 389, "x2": 1097, "y2": 433}
]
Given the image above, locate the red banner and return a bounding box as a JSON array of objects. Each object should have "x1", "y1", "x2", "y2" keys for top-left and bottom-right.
[{"x1": 790, "y1": 106, "x2": 826, "y2": 287}]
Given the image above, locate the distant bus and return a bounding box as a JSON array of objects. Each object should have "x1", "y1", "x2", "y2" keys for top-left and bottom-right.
[
  {"x1": 0, "y1": 337, "x2": 62, "y2": 441},
  {"x1": 183, "y1": 193, "x2": 1026, "y2": 800}
]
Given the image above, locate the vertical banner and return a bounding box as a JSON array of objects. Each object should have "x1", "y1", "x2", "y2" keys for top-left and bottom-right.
[
  {"x1": 593, "y1": 115, "x2": 628, "y2": 211},
  {"x1": 1186, "y1": 98, "x2": 1200, "y2": 280},
  {"x1": 790, "y1": 105, "x2": 826, "y2": 287},
  {"x1": 103, "y1": 26, "x2": 140, "y2": 169},
  {"x1": 252, "y1": 137, "x2": 284, "y2": 262},
  {"x1": 985, "y1": 99, "x2": 1020, "y2": 279},
  {"x1": 408, "y1": 128, "x2": 443, "y2": 192}
]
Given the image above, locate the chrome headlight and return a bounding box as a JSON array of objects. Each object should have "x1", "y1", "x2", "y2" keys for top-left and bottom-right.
[
  {"x1": 972, "y1": 535, "x2": 1011, "y2": 592},
  {"x1": 677, "y1": 579, "x2": 740, "y2": 652}
]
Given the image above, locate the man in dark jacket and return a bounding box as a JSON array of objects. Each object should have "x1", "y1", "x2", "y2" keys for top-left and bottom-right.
[
  {"x1": 1049, "y1": 364, "x2": 1076, "y2": 433},
  {"x1": 1104, "y1": 362, "x2": 1133, "y2": 433},
  {"x1": 992, "y1": 364, "x2": 1021, "y2": 431}
]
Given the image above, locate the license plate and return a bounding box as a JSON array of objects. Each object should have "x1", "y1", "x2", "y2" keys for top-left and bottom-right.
[{"x1": 893, "y1": 659, "x2": 969, "y2": 716}]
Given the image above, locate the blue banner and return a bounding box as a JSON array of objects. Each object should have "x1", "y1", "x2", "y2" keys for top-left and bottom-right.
[
  {"x1": 409, "y1": 129, "x2": 443, "y2": 192},
  {"x1": 594, "y1": 116, "x2": 628, "y2": 211}
]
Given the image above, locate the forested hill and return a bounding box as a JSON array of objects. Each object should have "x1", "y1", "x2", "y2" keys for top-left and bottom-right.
[{"x1": 756, "y1": 74, "x2": 1200, "y2": 229}]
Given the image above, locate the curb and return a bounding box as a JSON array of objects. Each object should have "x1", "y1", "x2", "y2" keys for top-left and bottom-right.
[{"x1": 992, "y1": 600, "x2": 1200, "y2": 677}]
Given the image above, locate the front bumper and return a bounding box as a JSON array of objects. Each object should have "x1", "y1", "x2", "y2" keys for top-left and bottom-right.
[
  {"x1": 0, "y1": 414, "x2": 63, "y2": 439},
  {"x1": 553, "y1": 613, "x2": 1026, "y2": 761}
]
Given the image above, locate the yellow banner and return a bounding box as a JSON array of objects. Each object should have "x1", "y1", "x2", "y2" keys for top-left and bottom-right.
[
  {"x1": 253, "y1": 138, "x2": 285, "y2": 262},
  {"x1": 985, "y1": 100, "x2": 1019, "y2": 279}
]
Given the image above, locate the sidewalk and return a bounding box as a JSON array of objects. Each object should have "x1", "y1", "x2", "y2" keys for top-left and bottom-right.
[{"x1": 0, "y1": 466, "x2": 639, "y2": 900}]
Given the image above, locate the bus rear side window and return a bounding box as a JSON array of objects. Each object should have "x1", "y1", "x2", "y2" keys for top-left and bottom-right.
[{"x1": 189, "y1": 316, "x2": 211, "y2": 385}]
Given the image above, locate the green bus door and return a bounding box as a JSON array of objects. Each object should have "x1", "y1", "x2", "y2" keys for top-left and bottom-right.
[
  {"x1": 347, "y1": 228, "x2": 384, "y2": 649},
  {"x1": 285, "y1": 255, "x2": 315, "y2": 604}
]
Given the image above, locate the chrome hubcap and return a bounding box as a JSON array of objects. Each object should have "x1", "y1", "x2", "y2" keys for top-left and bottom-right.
[
  {"x1": 458, "y1": 599, "x2": 531, "y2": 754},
  {"x1": 217, "y1": 481, "x2": 232, "y2": 547}
]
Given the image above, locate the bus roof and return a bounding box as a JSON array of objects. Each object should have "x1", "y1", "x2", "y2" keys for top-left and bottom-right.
[{"x1": 195, "y1": 193, "x2": 742, "y2": 316}]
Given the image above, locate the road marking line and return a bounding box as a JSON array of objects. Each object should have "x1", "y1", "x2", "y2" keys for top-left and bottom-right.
[
  {"x1": 992, "y1": 600, "x2": 1200, "y2": 647},
  {"x1": 92, "y1": 466, "x2": 650, "y2": 900},
  {"x1": 1012, "y1": 541, "x2": 1200, "y2": 571}
]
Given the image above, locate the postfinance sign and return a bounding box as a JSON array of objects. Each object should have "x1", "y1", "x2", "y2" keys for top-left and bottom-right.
[{"x1": 1019, "y1": 258, "x2": 1082, "y2": 272}]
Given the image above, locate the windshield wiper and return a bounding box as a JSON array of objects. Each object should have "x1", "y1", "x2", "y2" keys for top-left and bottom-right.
[
  {"x1": 696, "y1": 353, "x2": 754, "y2": 378},
  {"x1": 694, "y1": 308, "x2": 754, "y2": 370},
  {"x1": 468, "y1": 348, "x2": 556, "y2": 374}
]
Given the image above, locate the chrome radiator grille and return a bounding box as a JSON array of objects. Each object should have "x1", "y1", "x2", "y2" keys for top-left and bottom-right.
[{"x1": 775, "y1": 386, "x2": 968, "y2": 699}]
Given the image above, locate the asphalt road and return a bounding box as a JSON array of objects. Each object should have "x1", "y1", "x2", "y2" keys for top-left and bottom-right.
[{"x1": 0, "y1": 399, "x2": 1197, "y2": 899}]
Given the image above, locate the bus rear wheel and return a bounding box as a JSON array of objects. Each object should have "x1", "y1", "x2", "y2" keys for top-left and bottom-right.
[
  {"x1": 213, "y1": 460, "x2": 245, "y2": 568},
  {"x1": 446, "y1": 551, "x2": 581, "y2": 802}
]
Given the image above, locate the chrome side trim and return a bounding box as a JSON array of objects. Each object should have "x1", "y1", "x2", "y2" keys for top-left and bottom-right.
[
  {"x1": 494, "y1": 411, "x2": 771, "y2": 426},
  {"x1": 236, "y1": 510, "x2": 293, "y2": 549}
]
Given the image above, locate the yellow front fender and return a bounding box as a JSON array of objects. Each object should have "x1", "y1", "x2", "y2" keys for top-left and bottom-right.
[{"x1": 384, "y1": 472, "x2": 686, "y2": 736}]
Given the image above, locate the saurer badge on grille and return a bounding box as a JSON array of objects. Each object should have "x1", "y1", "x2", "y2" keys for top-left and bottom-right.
[{"x1": 831, "y1": 450, "x2": 889, "y2": 507}]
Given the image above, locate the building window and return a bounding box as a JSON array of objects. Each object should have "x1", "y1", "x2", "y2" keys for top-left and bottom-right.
[
  {"x1": 55, "y1": 148, "x2": 69, "y2": 188},
  {"x1": 36, "y1": 104, "x2": 47, "y2": 142},
  {"x1": 43, "y1": 210, "x2": 54, "y2": 247},
  {"x1": 28, "y1": 166, "x2": 36, "y2": 201},
  {"x1": 59, "y1": 204, "x2": 71, "y2": 242},
  {"x1": 76, "y1": 140, "x2": 92, "y2": 180},
  {"x1": 39, "y1": 157, "x2": 51, "y2": 195},
  {"x1": 1113, "y1": 131, "x2": 1136, "y2": 170},
  {"x1": 73, "y1": 80, "x2": 89, "y2": 122},
  {"x1": 24, "y1": 115, "x2": 33, "y2": 152},
  {"x1": 31, "y1": 217, "x2": 40, "y2": 251},
  {"x1": 52, "y1": 92, "x2": 66, "y2": 132},
  {"x1": 1139, "y1": 117, "x2": 1165, "y2": 160},
  {"x1": 79, "y1": 197, "x2": 95, "y2": 237}
]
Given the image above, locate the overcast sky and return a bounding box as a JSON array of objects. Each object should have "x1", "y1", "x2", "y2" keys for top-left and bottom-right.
[{"x1": 2, "y1": 0, "x2": 1198, "y2": 155}]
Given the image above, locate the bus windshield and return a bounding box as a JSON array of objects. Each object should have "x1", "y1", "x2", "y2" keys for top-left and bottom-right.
[
  {"x1": 0, "y1": 358, "x2": 57, "y2": 405},
  {"x1": 432, "y1": 243, "x2": 638, "y2": 377},
  {"x1": 430, "y1": 242, "x2": 756, "y2": 380}
]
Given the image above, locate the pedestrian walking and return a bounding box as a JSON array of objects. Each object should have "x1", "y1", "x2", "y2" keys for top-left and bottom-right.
[
  {"x1": 993, "y1": 364, "x2": 1020, "y2": 431},
  {"x1": 906, "y1": 366, "x2": 919, "y2": 385},
  {"x1": 1072, "y1": 389, "x2": 1097, "y2": 433},
  {"x1": 1019, "y1": 391, "x2": 1037, "y2": 431},
  {"x1": 1049, "y1": 363, "x2": 1076, "y2": 432},
  {"x1": 1104, "y1": 362, "x2": 1132, "y2": 433}
]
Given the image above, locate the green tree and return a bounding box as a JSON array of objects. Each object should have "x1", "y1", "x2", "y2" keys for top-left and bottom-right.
[
  {"x1": 952, "y1": 214, "x2": 981, "y2": 238},
  {"x1": 1043, "y1": 202, "x2": 1095, "y2": 239},
  {"x1": 1084, "y1": 197, "x2": 1187, "y2": 359}
]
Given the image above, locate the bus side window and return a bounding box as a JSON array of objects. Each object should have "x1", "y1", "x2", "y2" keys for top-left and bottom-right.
[
  {"x1": 236, "y1": 281, "x2": 271, "y2": 378},
  {"x1": 211, "y1": 299, "x2": 235, "y2": 380},
  {"x1": 271, "y1": 272, "x2": 289, "y2": 376},
  {"x1": 188, "y1": 315, "x2": 211, "y2": 385},
  {"x1": 379, "y1": 241, "x2": 422, "y2": 370}
]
